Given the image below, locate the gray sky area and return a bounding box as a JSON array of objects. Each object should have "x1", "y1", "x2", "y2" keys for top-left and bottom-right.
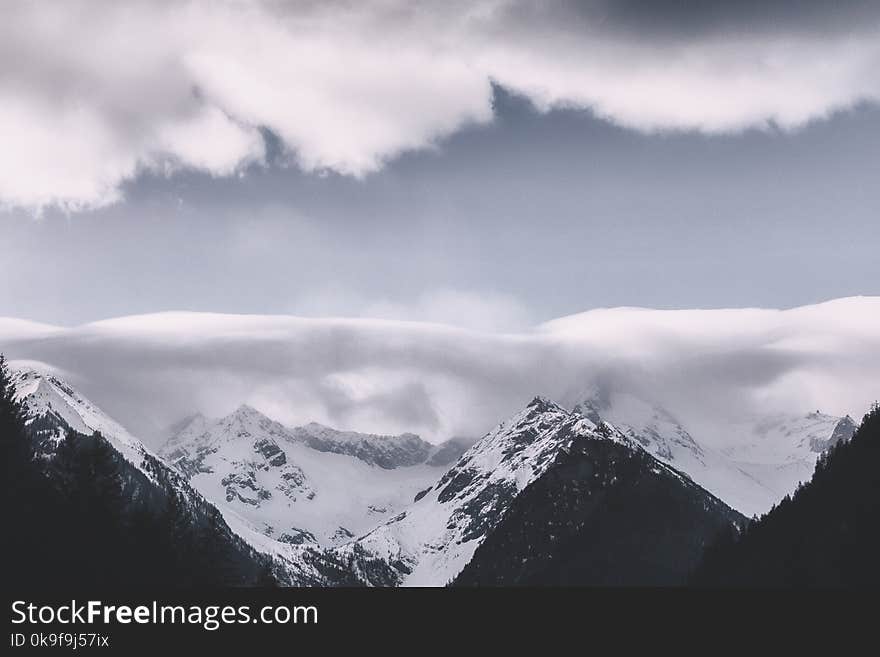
[
  {"x1": 2, "y1": 1, "x2": 880, "y2": 328},
  {"x1": 3, "y1": 87, "x2": 880, "y2": 327}
]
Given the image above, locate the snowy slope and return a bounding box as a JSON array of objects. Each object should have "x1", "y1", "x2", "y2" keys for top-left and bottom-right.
[
  {"x1": 12, "y1": 365, "x2": 152, "y2": 467},
  {"x1": 574, "y1": 387, "x2": 855, "y2": 516},
  {"x1": 719, "y1": 411, "x2": 856, "y2": 502},
  {"x1": 338, "y1": 397, "x2": 640, "y2": 586},
  {"x1": 11, "y1": 359, "x2": 857, "y2": 585},
  {"x1": 159, "y1": 406, "x2": 443, "y2": 547},
  {"x1": 9, "y1": 363, "x2": 358, "y2": 585}
]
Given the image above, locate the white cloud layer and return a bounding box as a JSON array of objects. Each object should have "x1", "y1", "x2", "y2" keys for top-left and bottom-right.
[
  {"x1": 291, "y1": 287, "x2": 533, "y2": 333},
  {"x1": 2, "y1": 297, "x2": 878, "y2": 449},
  {"x1": 3, "y1": 0, "x2": 880, "y2": 210}
]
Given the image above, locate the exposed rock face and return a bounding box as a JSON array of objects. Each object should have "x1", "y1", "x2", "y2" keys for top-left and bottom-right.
[
  {"x1": 159, "y1": 405, "x2": 441, "y2": 548},
  {"x1": 822, "y1": 415, "x2": 857, "y2": 452},
  {"x1": 291, "y1": 423, "x2": 433, "y2": 469}
]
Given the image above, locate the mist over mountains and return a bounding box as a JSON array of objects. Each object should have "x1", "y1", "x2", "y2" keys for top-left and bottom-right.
[{"x1": 1, "y1": 296, "x2": 877, "y2": 451}]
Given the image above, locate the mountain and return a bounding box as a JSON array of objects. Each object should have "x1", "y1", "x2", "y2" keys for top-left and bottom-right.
[
  {"x1": 159, "y1": 406, "x2": 448, "y2": 547},
  {"x1": 10, "y1": 364, "x2": 480, "y2": 585},
  {"x1": 338, "y1": 396, "x2": 743, "y2": 586},
  {"x1": 692, "y1": 405, "x2": 880, "y2": 587},
  {"x1": 13, "y1": 367, "x2": 148, "y2": 466},
  {"x1": 9, "y1": 364, "x2": 365, "y2": 586},
  {"x1": 718, "y1": 410, "x2": 856, "y2": 501},
  {"x1": 290, "y1": 422, "x2": 432, "y2": 469},
  {"x1": 6, "y1": 365, "x2": 275, "y2": 586},
  {"x1": 8, "y1": 360, "x2": 851, "y2": 587},
  {"x1": 426, "y1": 436, "x2": 478, "y2": 466},
  {"x1": 574, "y1": 387, "x2": 856, "y2": 516},
  {"x1": 455, "y1": 421, "x2": 745, "y2": 586},
  {"x1": 335, "y1": 397, "x2": 589, "y2": 585}
]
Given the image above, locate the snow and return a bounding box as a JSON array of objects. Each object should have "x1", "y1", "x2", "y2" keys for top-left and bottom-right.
[
  {"x1": 9, "y1": 359, "x2": 858, "y2": 586},
  {"x1": 9, "y1": 365, "x2": 334, "y2": 584},
  {"x1": 11, "y1": 365, "x2": 147, "y2": 466},
  {"x1": 160, "y1": 405, "x2": 442, "y2": 547},
  {"x1": 574, "y1": 388, "x2": 852, "y2": 516},
  {"x1": 342, "y1": 397, "x2": 617, "y2": 586},
  {"x1": 718, "y1": 411, "x2": 852, "y2": 502}
]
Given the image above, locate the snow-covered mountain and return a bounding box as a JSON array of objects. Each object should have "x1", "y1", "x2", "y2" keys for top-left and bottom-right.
[
  {"x1": 9, "y1": 364, "x2": 370, "y2": 585},
  {"x1": 13, "y1": 367, "x2": 147, "y2": 466},
  {"x1": 158, "y1": 406, "x2": 456, "y2": 547},
  {"x1": 9, "y1": 363, "x2": 481, "y2": 585},
  {"x1": 718, "y1": 411, "x2": 856, "y2": 502},
  {"x1": 454, "y1": 411, "x2": 745, "y2": 586},
  {"x1": 335, "y1": 396, "x2": 742, "y2": 586},
  {"x1": 573, "y1": 387, "x2": 856, "y2": 516},
  {"x1": 9, "y1": 361, "x2": 857, "y2": 587},
  {"x1": 336, "y1": 397, "x2": 597, "y2": 585}
]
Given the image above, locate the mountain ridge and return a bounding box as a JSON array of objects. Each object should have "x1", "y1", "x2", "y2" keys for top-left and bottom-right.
[
  {"x1": 335, "y1": 395, "x2": 740, "y2": 586},
  {"x1": 10, "y1": 366, "x2": 372, "y2": 585},
  {"x1": 571, "y1": 386, "x2": 855, "y2": 516},
  {"x1": 157, "y1": 403, "x2": 450, "y2": 548},
  {"x1": 9, "y1": 362, "x2": 859, "y2": 587}
]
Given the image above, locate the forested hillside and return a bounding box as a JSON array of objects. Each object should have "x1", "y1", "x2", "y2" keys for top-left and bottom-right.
[
  {"x1": 693, "y1": 404, "x2": 880, "y2": 587},
  {"x1": 1, "y1": 355, "x2": 277, "y2": 588}
]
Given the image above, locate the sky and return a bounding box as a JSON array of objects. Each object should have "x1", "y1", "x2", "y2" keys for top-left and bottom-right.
[{"x1": 1, "y1": 1, "x2": 879, "y2": 442}]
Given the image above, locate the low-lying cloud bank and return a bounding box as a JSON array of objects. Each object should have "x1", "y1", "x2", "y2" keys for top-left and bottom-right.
[
  {"x1": 2, "y1": 296, "x2": 878, "y2": 449},
  {"x1": 4, "y1": 0, "x2": 880, "y2": 210}
]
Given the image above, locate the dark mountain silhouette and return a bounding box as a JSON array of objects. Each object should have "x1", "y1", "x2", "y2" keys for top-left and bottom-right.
[{"x1": 454, "y1": 422, "x2": 745, "y2": 586}]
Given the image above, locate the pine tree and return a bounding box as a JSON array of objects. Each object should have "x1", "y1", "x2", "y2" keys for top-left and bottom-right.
[
  {"x1": 197, "y1": 508, "x2": 242, "y2": 586},
  {"x1": 255, "y1": 559, "x2": 279, "y2": 587},
  {"x1": 159, "y1": 490, "x2": 202, "y2": 586},
  {"x1": 0, "y1": 355, "x2": 63, "y2": 587},
  {"x1": 0, "y1": 355, "x2": 33, "y2": 504}
]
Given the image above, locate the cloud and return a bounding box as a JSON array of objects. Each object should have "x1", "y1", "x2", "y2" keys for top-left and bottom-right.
[
  {"x1": 363, "y1": 289, "x2": 532, "y2": 333},
  {"x1": 2, "y1": 296, "x2": 879, "y2": 450},
  {"x1": 292, "y1": 287, "x2": 533, "y2": 333},
  {"x1": 3, "y1": 1, "x2": 880, "y2": 210}
]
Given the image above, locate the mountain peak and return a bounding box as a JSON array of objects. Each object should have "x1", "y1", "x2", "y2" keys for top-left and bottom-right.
[
  {"x1": 223, "y1": 403, "x2": 275, "y2": 426},
  {"x1": 165, "y1": 411, "x2": 206, "y2": 435},
  {"x1": 11, "y1": 365, "x2": 147, "y2": 466},
  {"x1": 526, "y1": 395, "x2": 564, "y2": 413},
  {"x1": 827, "y1": 414, "x2": 857, "y2": 450}
]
